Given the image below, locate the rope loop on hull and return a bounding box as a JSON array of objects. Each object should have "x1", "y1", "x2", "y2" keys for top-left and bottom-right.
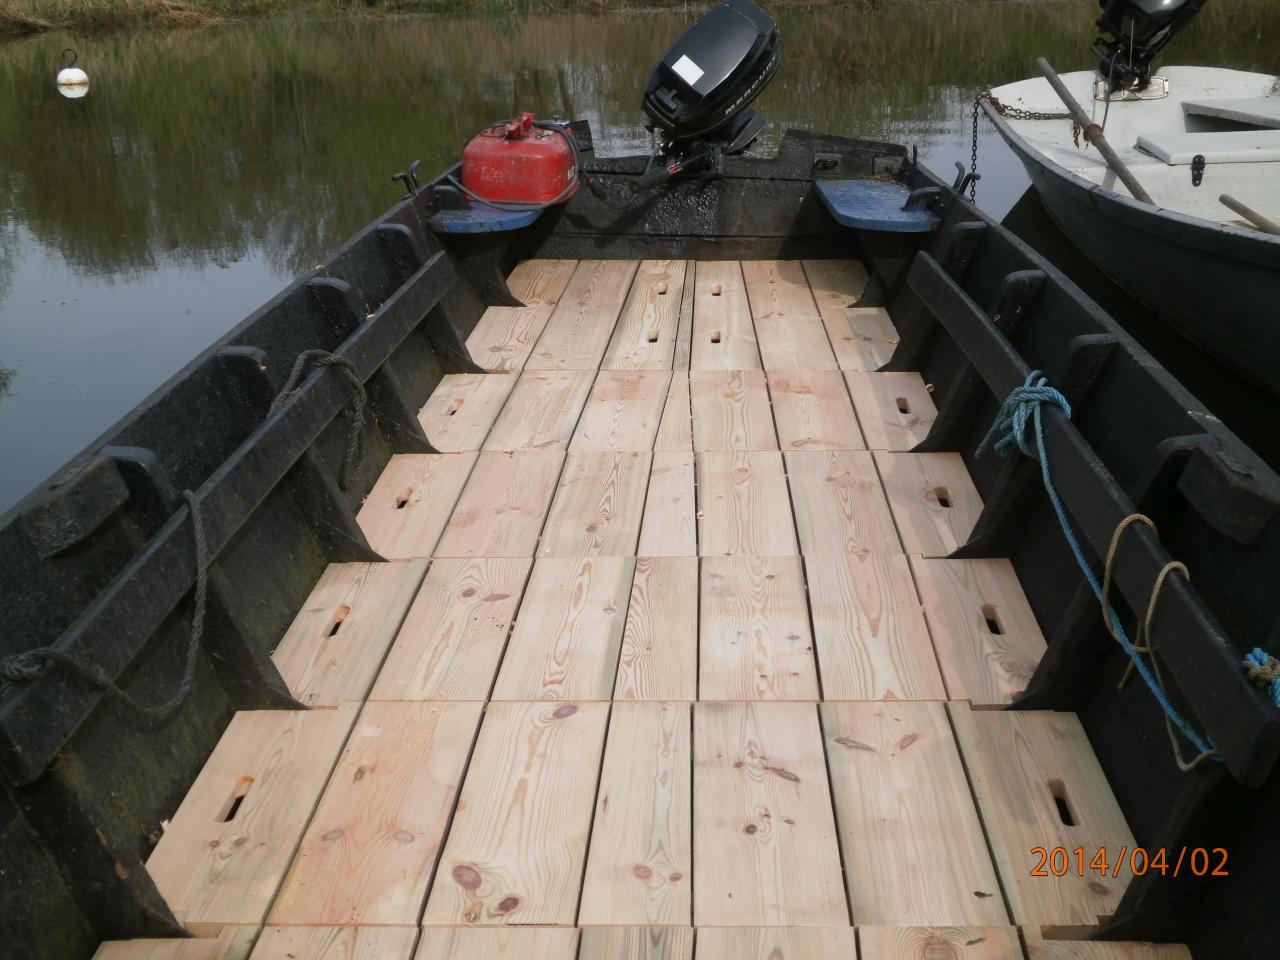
[
  {"x1": 978, "y1": 370, "x2": 1222, "y2": 772},
  {"x1": 0, "y1": 492, "x2": 209, "y2": 721}
]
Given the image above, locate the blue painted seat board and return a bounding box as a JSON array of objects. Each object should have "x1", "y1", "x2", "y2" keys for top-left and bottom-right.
[
  {"x1": 816, "y1": 179, "x2": 941, "y2": 233},
  {"x1": 428, "y1": 203, "x2": 542, "y2": 234}
]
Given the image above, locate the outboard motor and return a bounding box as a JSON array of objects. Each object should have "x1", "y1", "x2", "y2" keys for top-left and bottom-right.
[
  {"x1": 1093, "y1": 0, "x2": 1206, "y2": 92},
  {"x1": 633, "y1": 0, "x2": 780, "y2": 192}
]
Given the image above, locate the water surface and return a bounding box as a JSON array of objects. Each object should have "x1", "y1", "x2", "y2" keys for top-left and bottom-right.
[{"x1": 1, "y1": 3, "x2": 1276, "y2": 513}]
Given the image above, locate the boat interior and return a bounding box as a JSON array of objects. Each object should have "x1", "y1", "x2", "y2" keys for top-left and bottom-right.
[{"x1": 4, "y1": 130, "x2": 1279, "y2": 960}]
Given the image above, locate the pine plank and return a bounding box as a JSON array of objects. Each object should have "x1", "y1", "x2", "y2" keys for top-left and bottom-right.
[
  {"x1": 690, "y1": 260, "x2": 760, "y2": 370},
  {"x1": 93, "y1": 928, "x2": 257, "y2": 960},
  {"x1": 858, "y1": 927, "x2": 1023, "y2": 960},
  {"x1": 417, "y1": 373, "x2": 517, "y2": 451},
  {"x1": 846, "y1": 372, "x2": 938, "y2": 451},
  {"x1": 910, "y1": 558, "x2": 1046, "y2": 706},
  {"x1": 577, "y1": 928, "x2": 694, "y2": 960},
  {"x1": 821, "y1": 702, "x2": 1006, "y2": 925},
  {"x1": 694, "y1": 928, "x2": 857, "y2": 960},
  {"x1": 250, "y1": 928, "x2": 417, "y2": 960},
  {"x1": 465, "y1": 259, "x2": 578, "y2": 371},
  {"x1": 602, "y1": 260, "x2": 689, "y2": 370},
  {"x1": 357, "y1": 454, "x2": 477, "y2": 559},
  {"x1": 699, "y1": 556, "x2": 819, "y2": 701},
  {"x1": 614, "y1": 557, "x2": 698, "y2": 701},
  {"x1": 654, "y1": 374, "x2": 693, "y2": 452},
  {"x1": 415, "y1": 928, "x2": 580, "y2": 960},
  {"x1": 693, "y1": 702, "x2": 848, "y2": 925},
  {"x1": 147, "y1": 705, "x2": 358, "y2": 931},
  {"x1": 784, "y1": 450, "x2": 901, "y2": 555},
  {"x1": 671, "y1": 261, "x2": 696, "y2": 371},
  {"x1": 272, "y1": 702, "x2": 482, "y2": 925},
  {"x1": 690, "y1": 369, "x2": 778, "y2": 451},
  {"x1": 580, "y1": 702, "x2": 692, "y2": 925},
  {"x1": 1022, "y1": 932, "x2": 1193, "y2": 960},
  {"x1": 741, "y1": 260, "x2": 838, "y2": 370},
  {"x1": 571, "y1": 371, "x2": 672, "y2": 452},
  {"x1": 369, "y1": 557, "x2": 531, "y2": 702},
  {"x1": 538, "y1": 452, "x2": 651, "y2": 557},
  {"x1": 491, "y1": 556, "x2": 634, "y2": 700},
  {"x1": 483, "y1": 371, "x2": 594, "y2": 452},
  {"x1": 768, "y1": 370, "x2": 865, "y2": 451},
  {"x1": 950, "y1": 706, "x2": 1136, "y2": 929},
  {"x1": 433, "y1": 451, "x2": 563, "y2": 558},
  {"x1": 697, "y1": 452, "x2": 798, "y2": 557},
  {"x1": 637, "y1": 453, "x2": 697, "y2": 557},
  {"x1": 527, "y1": 259, "x2": 640, "y2": 370},
  {"x1": 272, "y1": 560, "x2": 428, "y2": 707},
  {"x1": 875, "y1": 452, "x2": 983, "y2": 557},
  {"x1": 802, "y1": 258, "x2": 869, "y2": 311},
  {"x1": 423, "y1": 701, "x2": 609, "y2": 926},
  {"x1": 802, "y1": 259, "x2": 898, "y2": 372},
  {"x1": 838, "y1": 307, "x2": 901, "y2": 371},
  {"x1": 805, "y1": 553, "x2": 945, "y2": 701}
]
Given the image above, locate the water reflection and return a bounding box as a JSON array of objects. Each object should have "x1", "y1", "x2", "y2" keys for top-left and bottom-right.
[{"x1": 0, "y1": 3, "x2": 1276, "y2": 512}]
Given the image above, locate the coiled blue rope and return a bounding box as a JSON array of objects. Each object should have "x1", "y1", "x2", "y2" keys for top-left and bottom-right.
[
  {"x1": 978, "y1": 371, "x2": 1218, "y2": 761},
  {"x1": 1243, "y1": 648, "x2": 1280, "y2": 708}
]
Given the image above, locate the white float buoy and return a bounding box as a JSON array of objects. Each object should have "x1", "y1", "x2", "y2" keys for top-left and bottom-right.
[{"x1": 56, "y1": 49, "x2": 88, "y2": 99}]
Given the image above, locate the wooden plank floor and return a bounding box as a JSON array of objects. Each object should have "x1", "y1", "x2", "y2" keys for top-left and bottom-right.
[{"x1": 115, "y1": 261, "x2": 1193, "y2": 960}]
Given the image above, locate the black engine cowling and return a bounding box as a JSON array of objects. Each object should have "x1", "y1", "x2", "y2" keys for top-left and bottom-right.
[
  {"x1": 1094, "y1": 0, "x2": 1207, "y2": 91},
  {"x1": 641, "y1": 0, "x2": 780, "y2": 151}
]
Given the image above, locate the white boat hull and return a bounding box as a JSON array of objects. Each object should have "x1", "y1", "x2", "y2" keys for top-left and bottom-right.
[{"x1": 986, "y1": 67, "x2": 1280, "y2": 394}]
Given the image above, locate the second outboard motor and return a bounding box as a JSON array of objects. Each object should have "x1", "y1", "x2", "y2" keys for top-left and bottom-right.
[
  {"x1": 1093, "y1": 0, "x2": 1207, "y2": 92},
  {"x1": 633, "y1": 0, "x2": 780, "y2": 192}
]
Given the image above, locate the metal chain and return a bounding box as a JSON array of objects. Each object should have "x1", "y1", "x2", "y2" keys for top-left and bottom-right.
[
  {"x1": 985, "y1": 92, "x2": 1072, "y2": 122},
  {"x1": 969, "y1": 93, "x2": 985, "y2": 201},
  {"x1": 970, "y1": 90, "x2": 1082, "y2": 200}
]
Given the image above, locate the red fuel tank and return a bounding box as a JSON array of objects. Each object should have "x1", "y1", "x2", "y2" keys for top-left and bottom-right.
[{"x1": 461, "y1": 113, "x2": 579, "y2": 204}]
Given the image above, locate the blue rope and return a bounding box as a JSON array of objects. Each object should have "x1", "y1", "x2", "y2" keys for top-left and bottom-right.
[
  {"x1": 979, "y1": 371, "x2": 1218, "y2": 759},
  {"x1": 1243, "y1": 648, "x2": 1280, "y2": 708}
]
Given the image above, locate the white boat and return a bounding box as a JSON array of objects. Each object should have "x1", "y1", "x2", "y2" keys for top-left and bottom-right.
[{"x1": 981, "y1": 3, "x2": 1280, "y2": 395}]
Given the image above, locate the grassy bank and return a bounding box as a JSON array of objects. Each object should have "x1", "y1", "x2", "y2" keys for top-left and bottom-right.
[{"x1": 4, "y1": 0, "x2": 706, "y2": 38}]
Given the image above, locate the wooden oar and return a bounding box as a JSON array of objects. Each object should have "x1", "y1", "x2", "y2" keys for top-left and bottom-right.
[
  {"x1": 1035, "y1": 57, "x2": 1155, "y2": 206},
  {"x1": 1220, "y1": 193, "x2": 1280, "y2": 236}
]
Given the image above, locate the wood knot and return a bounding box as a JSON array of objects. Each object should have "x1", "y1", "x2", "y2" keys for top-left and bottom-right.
[
  {"x1": 452, "y1": 863, "x2": 482, "y2": 891},
  {"x1": 669, "y1": 871, "x2": 683, "y2": 882},
  {"x1": 552, "y1": 704, "x2": 578, "y2": 719},
  {"x1": 495, "y1": 895, "x2": 521, "y2": 915},
  {"x1": 743, "y1": 823, "x2": 758, "y2": 835},
  {"x1": 766, "y1": 765, "x2": 800, "y2": 782},
  {"x1": 393, "y1": 830, "x2": 415, "y2": 844},
  {"x1": 321, "y1": 829, "x2": 344, "y2": 841},
  {"x1": 461, "y1": 587, "x2": 477, "y2": 599},
  {"x1": 632, "y1": 863, "x2": 653, "y2": 880},
  {"x1": 834, "y1": 736, "x2": 876, "y2": 753}
]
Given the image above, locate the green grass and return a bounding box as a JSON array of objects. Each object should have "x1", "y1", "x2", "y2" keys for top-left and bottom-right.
[{"x1": 0, "y1": 0, "x2": 703, "y2": 38}]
